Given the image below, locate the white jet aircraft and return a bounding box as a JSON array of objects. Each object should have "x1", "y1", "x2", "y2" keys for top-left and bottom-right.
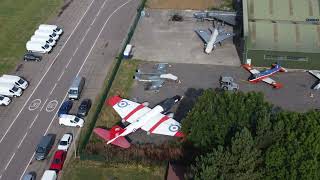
[
  {"x1": 195, "y1": 27, "x2": 234, "y2": 54},
  {"x1": 105, "y1": 95, "x2": 184, "y2": 145}
]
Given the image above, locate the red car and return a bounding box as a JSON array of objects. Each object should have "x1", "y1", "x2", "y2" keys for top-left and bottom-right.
[{"x1": 49, "y1": 150, "x2": 67, "y2": 171}]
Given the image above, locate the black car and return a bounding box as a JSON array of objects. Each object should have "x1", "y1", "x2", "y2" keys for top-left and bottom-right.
[
  {"x1": 22, "y1": 171, "x2": 36, "y2": 180},
  {"x1": 58, "y1": 100, "x2": 73, "y2": 117},
  {"x1": 77, "y1": 99, "x2": 92, "y2": 117},
  {"x1": 24, "y1": 53, "x2": 42, "y2": 61}
]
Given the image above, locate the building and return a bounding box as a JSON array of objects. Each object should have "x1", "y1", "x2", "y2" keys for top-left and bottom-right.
[{"x1": 242, "y1": 0, "x2": 320, "y2": 69}]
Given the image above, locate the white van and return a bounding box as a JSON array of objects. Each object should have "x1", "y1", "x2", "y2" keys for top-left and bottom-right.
[
  {"x1": 0, "y1": 74, "x2": 28, "y2": 89},
  {"x1": 30, "y1": 35, "x2": 56, "y2": 46},
  {"x1": 0, "y1": 83, "x2": 22, "y2": 97},
  {"x1": 34, "y1": 29, "x2": 59, "y2": 40},
  {"x1": 41, "y1": 170, "x2": 57, "y2": 180},
  {"x1": 26, "y1": 41, "x2": 52, "y2": 53},
  {"x1": 0, "y1": 95, "x2": 11, "y2": 106},
  {"x1": 39, "y1": 24, "x2": 63, "y2": 35}
]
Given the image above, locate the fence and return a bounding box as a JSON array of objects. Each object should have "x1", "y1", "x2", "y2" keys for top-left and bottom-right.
[{"x1": 78, "y1": 0, "x2": 147, "y2": 154}]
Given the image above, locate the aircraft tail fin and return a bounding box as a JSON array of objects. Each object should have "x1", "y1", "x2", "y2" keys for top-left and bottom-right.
[
  {"x1": 93, "y1": 127, "x2": 130, "y2": 148},
  {"x1": 109, "y1": 125, "x2": 126, "y2": 139}
]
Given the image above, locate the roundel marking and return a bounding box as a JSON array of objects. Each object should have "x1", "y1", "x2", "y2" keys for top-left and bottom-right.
[
  {"x1": 168, "y1": 124, "x2": 180, "y2": 132},
  {"x1": 117, "y1": 100, "x2": 129, "y2": 108}
]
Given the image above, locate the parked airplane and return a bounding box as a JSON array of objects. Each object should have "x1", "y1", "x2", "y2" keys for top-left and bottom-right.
[
  {"x1": 193, "y1": 10, "x2": 239, "y2": 26},
  {"x1": 242, "y1": 63, "x2": 287, "y2": 89},
  {"x1": 94, "y1": 95, "x2": 184, "y2": 148},
  {"x1": 308, "y1": 70, "x2": 320, "y2": 89},
  {"x1": 195, "y1": 27, "x2": 234, "y2": 54}
]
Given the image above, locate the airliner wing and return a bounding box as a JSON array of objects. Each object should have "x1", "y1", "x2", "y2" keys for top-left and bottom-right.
[
  {"x1": 213, "y1": 32, "x2": 235, "y2": 44},
  {"x1": 195, "y1": 29, "x2": 211, "y2": 44},
  {"x1": 262, "y1": 77, "x2": 282, "y2": 88},
  {"x1": 242, "y1": 64, "x2": 260, "y2": 74},
  {"x1": 140, "y1": 113, "x2": 184, "y2": 137},
  {"x1": 107, "y1": 96, "x2": 151, "y2": 123}
]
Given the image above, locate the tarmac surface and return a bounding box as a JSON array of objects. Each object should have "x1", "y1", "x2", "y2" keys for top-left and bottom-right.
[
  {"x1": 0, "y1": 0, "x2": 139, "y2": 179},
  {"x1": 131, "y1": 9, "x2": 241, "y2": 66},
  {"x1": 128, "y1": 62, "x2": 320, "y2": 144}
]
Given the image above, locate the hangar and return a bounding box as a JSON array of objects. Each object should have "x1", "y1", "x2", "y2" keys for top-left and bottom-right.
[{"x1": 242, "y1": 0, "x2": 320, "y2": 69}]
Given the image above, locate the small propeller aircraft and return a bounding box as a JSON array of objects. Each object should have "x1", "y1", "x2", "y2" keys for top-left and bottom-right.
[
  {"x1": 94, "y1": 95, "x2": 184, "y2": 148},
  {"x1": 242, "y1": 63, "x2": 287, "y2": 89}
]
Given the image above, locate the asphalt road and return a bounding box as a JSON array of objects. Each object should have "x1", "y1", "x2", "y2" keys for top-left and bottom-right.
[{"x1": 0, "y1": 0, "x2": 139, "y2": 179}]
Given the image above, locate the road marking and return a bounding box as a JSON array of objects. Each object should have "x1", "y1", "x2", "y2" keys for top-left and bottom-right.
[
  {"x1": 57, "y1": 71, "x2": 65, "y2": 81},
  {"x1": 18, "y1": 0, "x2": 134, "y2": 179},
  {"x1": 0, "y1": 0, "x2": 96, "y2": 145},
  {"x1": 49, "y1": 83, "x2": 57, "y2": 95},
  {"x1": 17, "y1": 132, "x2": 28, "y2": 149},
  {"x1": 29, "y1": 114, "x2": 39, "y2": 129},
  {"x1": 4, "y1": 153, "x2": 15, "y2": 170},
  {"x1": 39, "y1": 98, "x2": 48, "y2": 112},
  {"x1": 28, "y1": 99, "x2": 41, "y2": 111},
  {"x1": 46, "y1": 100, "x2": 59, "y2": 112}
]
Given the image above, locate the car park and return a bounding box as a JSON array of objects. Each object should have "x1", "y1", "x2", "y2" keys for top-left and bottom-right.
[
  {"x1": 22, "y1": 171, "x2": 36, "y2": 180},
  {"x1": 59, "y1": 114, "x2": 84, "y2": 127},
  {"x1": 38, "y1": 24, "x2": 63, "y2": 35},
  {"x1": 57, "y1": 133, "x2": 73, "y2": 151},
  {"x1": 49, "y1": 150, "x2": 67, "y2": 172},
  {"x1": 30, "y1": 35, "x2": 56, "y2": 46},
  {"x1": 58, "y1": 100, "x2": 73, "y2": 117},
  {"x1": 34, "y1": 29, "x2": 59, "y2": 40},
  {"x1": 77, "y1": 98, "x2": 92, "y2": 117},
  {"x1": 41, "y1": 170, "x2": 57, "y2": 180},
  {"x1": 23, "y1": 52, "x2": 42, "y2": 62},
  {"x1": 35, "y1": 134, "x2": 56, "y2": 160},
  {"x1": 0, "y1": 83, "x2": 22, "y2": 97},
  {"x1": 0, "y1": 74, "x2": 28, "y2": 89},
  {"x1": 0, "y1": 95, "x2": 11, "y2": 106}
]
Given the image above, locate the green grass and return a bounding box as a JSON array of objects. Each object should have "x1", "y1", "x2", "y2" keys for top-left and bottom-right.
[
  {"x1": 61, "y1": 159, "x2": 165, "y2": 180},
  {"x1": 0, "y1": 0, "x2": 63, "y2": 74}
]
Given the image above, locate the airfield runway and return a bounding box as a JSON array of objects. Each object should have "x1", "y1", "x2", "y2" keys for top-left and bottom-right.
[{"x1": 0, "y1": 0, "x2": 139, "y2": 179}]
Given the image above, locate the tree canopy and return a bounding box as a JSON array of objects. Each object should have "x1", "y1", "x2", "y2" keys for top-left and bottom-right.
[{"x1": 182, "y1": 90, "x2": 320, "y2": 179}]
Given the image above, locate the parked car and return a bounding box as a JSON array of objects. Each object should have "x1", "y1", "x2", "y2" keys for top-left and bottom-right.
[
  {"x1": 77, "y1": 99, "x2": 92, "y2": 117},
  {"x1": 22, "y1": 171, "x2": 36, "y2": 180},
  {"x1": 57, "y1": 133, "x2": 73, "y2": 151},
  {"x1": 0, "y1": 95, "x2": 11, "y2": 106},
  {"x1": 0, "y1": 83, "x2": 22, "y2": 97},
  {"x1": 49, "y1": 150, "x2": 67, "y2": 171},
  {"x1": 41, "y1": 170, "x2": 56, "y2": 180},
  {"x1": 34, "y1": 29, "x2": 59, "y2": 40},
  {"x1": 58, "y1": 100, "x2": 73, "y2": 117},
  {"x1": 26, "y1": 41, "x2": 52, "y2": 53},
  {"x1": 0, "y1": 74, "x2": 28, "y2": 90},
  {"x1": 24, "y1": 52, "x2": 42, "y2": 62},
  {"x1": 68, "y1": 76, "x2": 85, "y2": 100},
  {"x1": 30, "y1": 35, "x2": 56, "y2": 46},
  {"x1": 59, "y1": 114, "x2": 84, "y2": 127},
  {"x1": 38, "y1": 24, "x2": 63, "y2": 35},
  {"x1": 35, "y1": 134, "x2": 56, "y2": 160}
]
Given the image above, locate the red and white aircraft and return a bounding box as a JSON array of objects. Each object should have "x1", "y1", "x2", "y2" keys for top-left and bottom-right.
[
  {"x1": 242, "y1": 63, "x2": 287, "y2": 89},
  {"x1": 94, "y1": 95, "x2": 184, "y2": 148}
]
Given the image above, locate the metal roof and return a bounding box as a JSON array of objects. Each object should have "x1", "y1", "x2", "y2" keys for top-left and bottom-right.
[{"x1": 243, "y1": 0, "x2": 320, "y2": 53}]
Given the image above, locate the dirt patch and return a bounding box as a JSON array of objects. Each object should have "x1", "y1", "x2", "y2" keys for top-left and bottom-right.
[{"x1": 146, "y1": 0, "x2": 223, "y2": 10}]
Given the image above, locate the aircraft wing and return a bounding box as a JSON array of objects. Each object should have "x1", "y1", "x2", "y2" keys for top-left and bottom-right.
[
  {"x1": 140, "y1": 113, "x2": 184, "y2": 137},
  {"x1": 195, "y1": 29, "x2": 211, "y2": 44},
  {"x1": 213, "y1": 32, "x2": 235, "y2": 45},
  {"x1": 262, "y1": 77, "x2": 282, "y2": 89},
  {"x1": 242, "y1": 64, "x2": 260, "y2": 74},
  {"x1": 107, "y1": 96, "x2": 151, "y2": 123}
]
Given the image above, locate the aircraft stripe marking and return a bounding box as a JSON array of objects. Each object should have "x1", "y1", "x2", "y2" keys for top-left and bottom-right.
[
  {"x1": 149, "y1": 116, "x2": 170, "y2": 133},
  {"x1": 124, "y1": 104, "x2": 144, "y2": 121}
]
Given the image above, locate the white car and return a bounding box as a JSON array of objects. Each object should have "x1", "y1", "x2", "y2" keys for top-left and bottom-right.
[
  {"x1": 0, "y1": 95, "x2": 11, "y2": 106},
  {"x1": 57, "y1": 133, "x2": 73, "y2": 151},
  {"x1": 59, "y1": 114, "x2": 84, "y2": 127}
]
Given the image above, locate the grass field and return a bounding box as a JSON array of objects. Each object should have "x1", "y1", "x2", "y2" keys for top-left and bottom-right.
[
  {"x1": 0, "y1": 0, "x2": 63, "y2": 74},
  {"x1": 61, "y1": 159, "x2": 165, "y2": 180}
]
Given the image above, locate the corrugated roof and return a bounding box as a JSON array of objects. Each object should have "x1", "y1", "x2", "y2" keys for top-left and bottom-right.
[{"x1": 243, "y1": 0, "x2": 320, "y2": 53}]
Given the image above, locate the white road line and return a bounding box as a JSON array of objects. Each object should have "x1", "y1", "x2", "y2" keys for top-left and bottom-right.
[
  {"x1": 29, "y1": 114, "x2": 39, "y2": 129},
  {"x1": 39, "y1": 98, "x2": 48, "y2": 112},
  {"x1": 18, "y1": 153, "x2": 34, "y2": 180},
  {"x1": 57, "y1": 70, "x2": 65, "y2": 81},
  {"x1": 0, "y1": 0, "x2": 96, "y2": 144},
  {"x1": 17, "y1": 132, "x2": 28, "y2": 149},
  {"x1": 4, "y1": 153, "x2": 15, "y2": 170},
  {"x1": 18, "y1": 0, "x2": 134, "y2": 179},
  {"x1": 49, "y1": 83, "x2": 57, "y2": 95}
]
